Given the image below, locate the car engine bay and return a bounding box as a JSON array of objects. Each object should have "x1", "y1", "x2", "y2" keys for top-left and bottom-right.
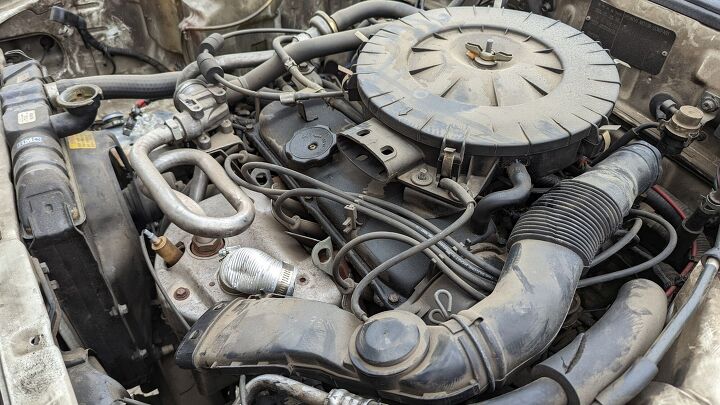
[{"x1": 0, "y1": 0, "x2": 719, "y2": 404}]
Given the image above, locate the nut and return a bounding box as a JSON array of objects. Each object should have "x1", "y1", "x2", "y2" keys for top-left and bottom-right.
[
  {"x1": 190, "y1": 235, "x2": 224, "y2": 257},
  {"x1": 701, "y1": 97, "x2": 719, "y2": 113}
]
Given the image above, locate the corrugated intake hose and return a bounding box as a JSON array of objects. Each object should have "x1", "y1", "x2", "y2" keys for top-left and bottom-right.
[{"x1": 176, "y1": 142, "x2": 662, "y2": 403}]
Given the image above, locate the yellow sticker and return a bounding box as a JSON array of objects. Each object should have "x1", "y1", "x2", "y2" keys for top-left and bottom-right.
[{"x1": 67, "y1": 132, "x2": 96, "y2": 149}]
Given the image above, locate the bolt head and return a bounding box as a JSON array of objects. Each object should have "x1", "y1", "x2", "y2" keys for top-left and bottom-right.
[
  {"x1": 701, "y1": 98, "x2": 718, "y2": 113},
  {"x1": 174, "y1": 287, "x2": 190, "y2": 300}
]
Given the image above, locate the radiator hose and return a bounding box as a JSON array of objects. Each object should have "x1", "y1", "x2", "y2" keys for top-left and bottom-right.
[{"x1": 176, "y1": 142, "x2": 662, "y2": 403}]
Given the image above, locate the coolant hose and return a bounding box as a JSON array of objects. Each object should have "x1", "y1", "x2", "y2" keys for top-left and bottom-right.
[
  {"x1": 129, "y1": 130, "x2": 254, "y2": 237},
  {"x1": 176, "y1": 51, "x2": 275, "y2": 87},
  {"x1": 533, "y1": 279, "x2": 667, "y2": 405},
  {"x1": 596, "y1": 235, "x2": 720, "y2": 405},
  {"x1": 471, "y1": 161, "x2": 531, "y2": 233},
  {"x1": 479, "y1": 378, "x2": 567, "y2": 405},
  {"x1": 176, "y1": 142, "x2": 662, "y2": 403},
  {"x1": 53, "y1": 72, "x2": 180, "y2": 100},
  {"x1": 327, "y1": 0, "x2": 419, "y2": 31},
  {"x1": 234, "y1": 24, "x2": 388, "y2": 96}
]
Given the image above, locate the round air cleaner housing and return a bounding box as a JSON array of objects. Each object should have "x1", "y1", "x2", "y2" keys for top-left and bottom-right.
[{"x1": 355, "y1": 7, "x2": 620, "y2": 173}]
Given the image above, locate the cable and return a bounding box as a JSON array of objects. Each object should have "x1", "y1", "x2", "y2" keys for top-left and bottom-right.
[
  {"x1": 183, "y1": 0, "x2": 274, "y2": 32},
  {"x1": 590, "y1": 122, "x2": 659, "y2": 166},
  {"x1": 272, "y1": 187, "x2": 496, "y2": 293},
  {"x1": 578, "y1": 209, "x2": 677, "y2": 288},
  {"x1": 214, "y1": 73, "x2": 344, "y2": 101},
  {"x1": 650, "y1": 184, "x2": 700, "y2": 296},
  {"x1": 139, "y1": 233, "x2": 192, "y2": 332},
  {"x1": 49, "y1": 7, "x2": 169, "y2": 72},
  {"x1": 350, "y1": 179, "x2": 476, "y2": 320},
  {"x1": 116, "y1": 398, "x2": 150, "y2": 405},
  {"x1": 332, "y1": 231, "x2": 486, "y2": 300},
  {"x1": 222, "y1": 27, "x2": 304, "y2": 39},
  {"x1": 271, "y1": 35, "x2": 324, "y2": 92},
  {"x1": 237, "y1": 161, "x2": 501, "y2": 280},
  {"x1": 589, "y1": 217, "x2": 643, "y2": 268}
]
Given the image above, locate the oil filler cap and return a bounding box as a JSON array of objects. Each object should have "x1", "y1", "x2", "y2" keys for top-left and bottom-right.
[
  {"x1": 355, "y1": 316, "x2": 420, "y2": 367},
  {"x1": 285, "y1": 125, "x2": 336, "y2": 166}
]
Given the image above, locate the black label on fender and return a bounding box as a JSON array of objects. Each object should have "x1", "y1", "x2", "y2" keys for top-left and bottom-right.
[{"x1": 582, "y1": 0, "x2": 676, "y2": 75}]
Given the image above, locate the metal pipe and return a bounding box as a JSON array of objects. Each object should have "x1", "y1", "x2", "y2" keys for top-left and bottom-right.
[
  {"x1": 129, "y1": 131, "x2": 254, "y2": 237},
  {"x1": 244, "y1": 374, "x2": 379, "y2": 405},
  {"x1": 187, "y1": 167, "x2": 208, "y2": 202}
]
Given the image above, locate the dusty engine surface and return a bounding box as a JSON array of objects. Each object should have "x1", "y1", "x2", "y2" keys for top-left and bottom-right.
[{"x1": 0, "y1": 1, "x2": 718, "y2": 405}]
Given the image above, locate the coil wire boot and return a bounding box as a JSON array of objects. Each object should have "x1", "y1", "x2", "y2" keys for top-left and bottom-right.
[{"x1": 218, "y1": 247, "x2": 297, "y2": 295}]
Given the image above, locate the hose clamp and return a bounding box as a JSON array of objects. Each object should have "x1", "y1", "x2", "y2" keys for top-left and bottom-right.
[
  {"x1": 165, "y1": 118, "x2": 185, "y2": 141},
  {"x1": 701, "y1": 247, "x2": 720, "y2": 266},
  {"x1": 313, "y1": 10, "x2": 338, "y2": 33}
]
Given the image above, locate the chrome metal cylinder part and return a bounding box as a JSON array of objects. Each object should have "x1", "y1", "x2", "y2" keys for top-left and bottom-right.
[{"x1": 219, "y1": 247, "x2": 297, "y2": 295}]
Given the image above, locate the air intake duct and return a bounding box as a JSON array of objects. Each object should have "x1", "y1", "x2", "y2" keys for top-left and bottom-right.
[{"x1": 176, "y1": 142, "x2": 661, "y2": 403}]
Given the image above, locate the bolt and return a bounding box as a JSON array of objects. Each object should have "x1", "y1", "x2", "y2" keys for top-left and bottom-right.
[
  {"x1": 661, "y1": 50, "x2": 668, "y2": 57},
  {"x1": 485, "y1": 39, "x2": 494, "y2": 53},
  {"x1": 388, "y1": 293, "x2": 400, "y2": 303},
  {"x1": 197, "y1": 134, "x2": 211, "y2": 150},
  {"x1": 174, "y1": 287, "x2": 190, "y2": 300},
  {"x1": 701, "y1": 97, "x2": 719, "y2": 113},
  {"x1": 219, "y1": 119, "x2": 233, "y2": 134},
  {"x1": 109, "y1": 304, "x2": 128, "y2": 317},
  {"x1": 585, "y1": 16, "x2": 591, "y2": 21},
  {"x1": 411, "y1": 168, "x2": 433, "y2": 186},
  {"x1": 417, "y1": 168, "x2": 429, "y2": 180},
  {"x1": 70, "y1": 207, "x2": 80, "y2": 221}
]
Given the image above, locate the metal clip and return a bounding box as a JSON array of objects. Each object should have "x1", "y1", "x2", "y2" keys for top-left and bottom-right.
[{"x1": 341, "y1": 204, "x2": 362, "y2": 235}]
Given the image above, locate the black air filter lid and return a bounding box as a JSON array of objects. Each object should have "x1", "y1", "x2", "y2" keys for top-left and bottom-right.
[{"x1": 356, "y1": 7, "x2": 620, "y2": 156}]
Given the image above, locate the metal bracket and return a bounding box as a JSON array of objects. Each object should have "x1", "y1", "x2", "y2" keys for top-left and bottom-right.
[{"x1": 311, "y1": 237, "x2": 334, "y2": 275}]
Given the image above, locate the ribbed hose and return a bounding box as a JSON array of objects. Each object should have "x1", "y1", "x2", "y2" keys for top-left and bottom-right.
[{"x1": 508, "y1": 180, "x2": 623, "y2": 265}]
